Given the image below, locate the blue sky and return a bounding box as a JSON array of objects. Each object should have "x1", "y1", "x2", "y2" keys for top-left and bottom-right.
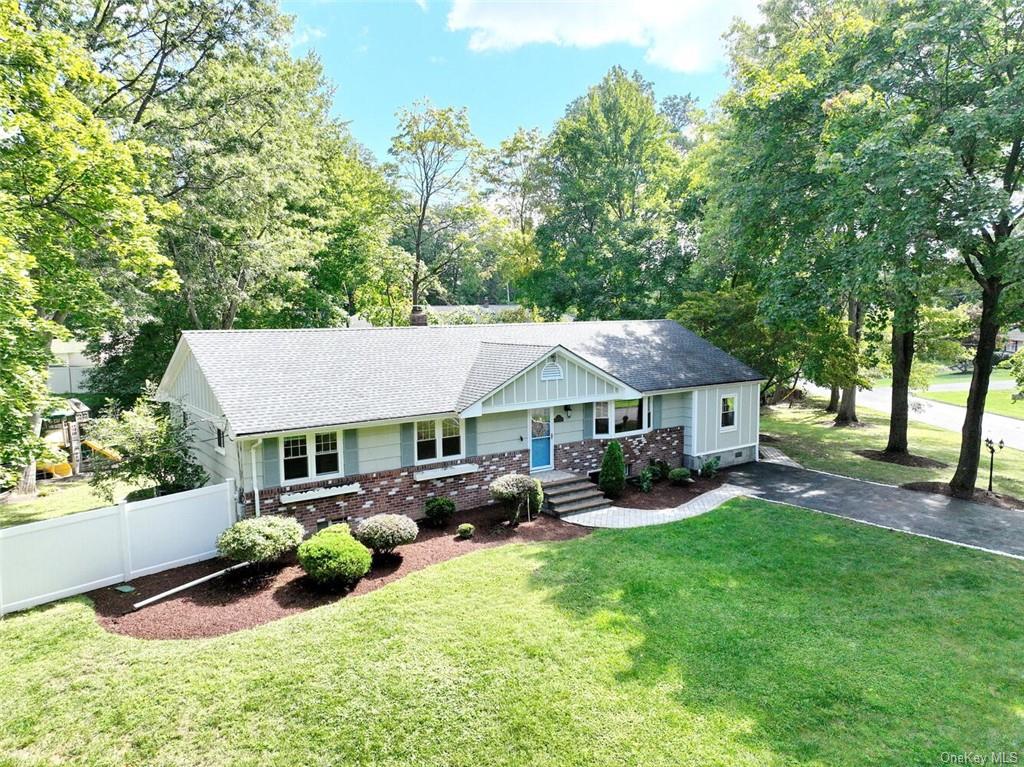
[{"x1": 283, "y1": 0, "x2": 760, "y2": 161}]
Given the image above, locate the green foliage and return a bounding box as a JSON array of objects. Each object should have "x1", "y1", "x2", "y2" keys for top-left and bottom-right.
[
  {"x1": 668, "y1": 467, "x2": 691, "y2": 485},
  {"x1": 297, "y1": 526, "x2": 372, "y2": 585},
  {"x1": 456, "y1": 523, "x2": 474, "y2": 540},
  {"x1": 423, "y1": 496, "x2": 456, "y2": 527},
  {"x1": 216, "y1": 516, "x2": 304, "y2": 564},
  {"x1": 488, "y1": 473, "x2": 543, "y2": 526},
  {"x1": 636, "y1": 467, "x2": 655, "y2": 493},
  {"x1": 525, "y1": 67, "x2": 688, "y2": 319},
  {"x1": 598, "y1": 442, "x2": 626, "y2": 499},
  {"x1": 647, "y1": 459, "x2": 670, "y2": 481},
  {"x1": 353, "y1": 514, "x2": 419, "y2": 554},
  {"x1": 699, "y1": 456, "x2": 721, "y2": 479},
  {"x1": 87, "y1": 384, "x2": 207, "y2": 500}
]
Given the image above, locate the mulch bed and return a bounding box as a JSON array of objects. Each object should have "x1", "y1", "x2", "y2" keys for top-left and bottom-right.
[
  {"x1": 854, "y1": 449, "x2": 948, "y2": 469},
  {"x1": 89, "y1": 505, "x2": 587, "y2": 641},
  {"x1": 615, "y1": 475, "x2": 724, "y2": 510},
  {"x1": 901, "y1": 481, "x2": 1024, "y2": 511}
]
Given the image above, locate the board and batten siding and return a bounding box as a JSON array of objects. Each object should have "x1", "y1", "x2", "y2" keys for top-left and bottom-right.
[
  {"x1": 691, "y1": 382, "x2": 760, "y2": 458},
  {"x1": 480, "y1": 353, "x2": 628, "y2": 413}
]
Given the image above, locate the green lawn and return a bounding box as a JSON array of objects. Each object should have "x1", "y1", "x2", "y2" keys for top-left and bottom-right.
[
  {"x1": 761, "y1": 401, "x2": 1024, "y2": 497},
  {"x1": 869, "y1": 366, "x2": 1012, "y2": 389},
  {"x1": 2, "y1": 499, "x2": 1022, "y2": 766},
  {"x1": 919, "y1": 387, "x2": 1024, "y2": 420},
  {"x1": 0, "y1": 478, "x2": 144, "y2": 528}
]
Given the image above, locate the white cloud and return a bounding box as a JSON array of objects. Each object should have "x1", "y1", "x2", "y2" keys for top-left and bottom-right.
[
  {"x1": 415, "y1": 0, "x2": 428, "y2": 10},
  {"x1": 446, "y1": 0, "x2": 760, "y2": 73},
  {"x1": 291, "y1": 24, "x2": 326, "y2": 48}
]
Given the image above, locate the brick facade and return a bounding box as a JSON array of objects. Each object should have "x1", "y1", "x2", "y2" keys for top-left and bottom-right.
[
  {"x1": 554, "y1": 425, "x2": 685, "y2": 476},
  {"x1": 241, "y1": 426, "x2": 683, "y2": 533},
  {"x1": 242, "y1": 450, "x2": 529, "y2": 533}
]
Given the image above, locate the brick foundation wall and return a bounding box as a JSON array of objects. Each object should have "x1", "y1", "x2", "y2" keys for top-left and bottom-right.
[
  {"x1": 242, "y1": 450, "x2": 529, "y2": 533},
  {"x1": 554, "y1": 425, "x2": 685, "y2": 476}
]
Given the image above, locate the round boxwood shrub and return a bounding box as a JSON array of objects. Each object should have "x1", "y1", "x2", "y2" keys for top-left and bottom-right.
[
  {"x1": 668, "y1": 467, "x2": 692, "y2": 485},
  {"x1": 216, "y1": 515, "x2": 304, "y2": 564},
  {"x1": 297, "y1": 527, "x2": 371, "y2": 585},
  {"x1": 424, "y1": 496, "x2": 456, "y2": 527},
  {"x1": 598, "y1": 441, "x2": 626, "y2": 499},
  {"x1": 456, "y1": 523, "x2": 474, "y2": 540},
  {"x1": 489, "y1": 473, "x2": 543, "y2": 526},
  {"x1": 353, "y1": 513, "x2": 419, "y2": 554}
]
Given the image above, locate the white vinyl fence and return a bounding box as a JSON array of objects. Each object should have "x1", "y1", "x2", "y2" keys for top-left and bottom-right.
[{"x1": 0, "y1": 480, "x2": 236, "y2": 615}]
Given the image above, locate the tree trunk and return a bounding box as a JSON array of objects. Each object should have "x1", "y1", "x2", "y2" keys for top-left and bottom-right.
[
  {"x1": 834, "y1": 297, "x2": 862, "y2": 425},
  {"x1": 15, "y1": 409, "x2": 43, "y2": 495},
  {"x1": 825, "y1": 385, "x2": 840, "y2": 413},
  {"x1": 950, "y1": 281, "x2": 1002, "y2": 499},
  {"x1": 886, "y1": 323, "x2": 916, "y2": 454}
]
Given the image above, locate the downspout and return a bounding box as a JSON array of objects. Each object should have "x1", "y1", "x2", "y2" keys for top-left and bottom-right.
[{"x1": 250, "y1": 438, "x2": 263, "y2": 517}]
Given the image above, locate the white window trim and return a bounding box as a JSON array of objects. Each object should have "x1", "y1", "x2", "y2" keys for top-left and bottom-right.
[
  {"x1": 414, "y1": 417, "x2": 465, "y2": 466},
  {"x1": 279, "y1": 429, "x2": 345, "y2": 486},
  {"x1": 593, "y1": 397, "x2": 648, "y2": 439},
  {"x1": 720, "y1": 392, "x2": 738, "y2": 433}
]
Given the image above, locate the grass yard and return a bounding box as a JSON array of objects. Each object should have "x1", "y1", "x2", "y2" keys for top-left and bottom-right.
[
  {"x1": 2, "y1": 498, "x2": 1022, "y2": 766},
  {"x1": 919, "y1": 387, "x2": 1024, "y2": 420},
  {"x1": 869, "y1": 366, "x2": 1012, "y2": 389},
  {"x1": 0, "y1": 477, "x2": 144, "y2": 528},
  {"x1": 762, "y1": 401, "x2": 1024, "y2": 498}
]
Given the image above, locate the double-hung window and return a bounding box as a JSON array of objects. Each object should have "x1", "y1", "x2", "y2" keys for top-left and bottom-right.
[
  {"x1": 721, "y1": 395, "x2": 737, "y2": 430},
  {"x1": 415, "y1": 417, "x2": 462, "y2": 463},
  {"x1": 593, "y1": 398, "x2": 645, "y2": 437},
  {"x1": 282, "y1": 431, "x2": 342, "y2": 482}
]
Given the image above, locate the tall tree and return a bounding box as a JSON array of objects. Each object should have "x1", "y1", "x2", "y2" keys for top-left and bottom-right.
[
  {"x1": 526, "y1": 67, "x2": 688, "y2": 319},
  {"x1": 389, "y1": 101, "x2": 480, "y2": 308},
  {"x1": 0, "y1": 0, "x2": 174, "y2": 490}
]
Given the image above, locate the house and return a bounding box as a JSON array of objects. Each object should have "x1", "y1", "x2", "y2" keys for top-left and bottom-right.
[
  {"x1": 155, "y1": 320, "x2": 764, "y2": 530},
  {"x1": 1003, "y1": 327, "x2": 1024, "y2": 354},
  {"x1": 48, "y1": 339, "x2": 96, "y2": 395}
]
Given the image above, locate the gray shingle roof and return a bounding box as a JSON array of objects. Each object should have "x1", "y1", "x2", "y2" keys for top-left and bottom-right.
[{"x1": 176, "y1": 320, "x2": 762, "y2": 435}]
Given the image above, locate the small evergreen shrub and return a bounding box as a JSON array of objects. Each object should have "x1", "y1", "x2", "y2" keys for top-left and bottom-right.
[
  {"x1": 648, "y1": 459, "x2": 670, "y2": 481},
  {"x1": 637, "y1": 466, "x2": 654, "y2": 493},
  {"x1": 216, "y1": 516, "x2": 304, "y2": 564},
  {"x1": 298, "y1": 527, "x2": 371, "y2": 584},
  {"x1": 456, "y1": 523, "x2": 475, "y2": 539},
  {"x1": 424, "y1": 496, "x2": 456, "y2": 527},
  {"x1": 700, "y1": 456, "x2": 721, "y2": 478},
  {"x1": 668, "y1": 467, "x2": 692, "y2": 485},
  {"x1": 353, "y1": 514, "x2": 419, "y2": 554},
  {"x1": 598, "y1": 442, "x2": 626, "y2": 498},
  {"x1": 489, "y1": 473, "x2": 543, "y2": 526}
]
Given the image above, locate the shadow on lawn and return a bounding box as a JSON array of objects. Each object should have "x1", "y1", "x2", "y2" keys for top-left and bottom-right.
[{"x1": 524, "y1": 498, "x2": 1024, "y2": 763}]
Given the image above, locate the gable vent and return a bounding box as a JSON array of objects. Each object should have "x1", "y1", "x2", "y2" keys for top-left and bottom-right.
[{"x1": 540, "y1": 360, "x2": 564, "y2": 381}]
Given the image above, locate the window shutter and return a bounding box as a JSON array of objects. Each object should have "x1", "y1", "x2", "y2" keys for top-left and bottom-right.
[
  {"x1": 261, "y1": 437, "x2": 280, "y2": 487},
  {"x1": 652, "y1": 395, "x2": 663, "y2": 429},
  {"x1": 464, "y1": 417, "x2": 477, "y2": 457},
  {"x1": 343, "y1": 430, "x2": 359, "y2": 475},
  {"x1": 581, "y1": 402, "x2": 594, "y2": 440},
  {"x1": 400, "y1": 422, "x2": 415, "y2": 467}
]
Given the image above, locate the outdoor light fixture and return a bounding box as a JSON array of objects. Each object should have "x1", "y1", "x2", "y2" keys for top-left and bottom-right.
[
  {"x1": 984, "y1": 437, "x2": 1005, "y2": 493},
  {"x1": 563, "y1": 404, "x2": 573, "y2": 419}
]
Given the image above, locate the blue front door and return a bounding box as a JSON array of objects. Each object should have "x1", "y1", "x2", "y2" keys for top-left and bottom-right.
[{"x1": 530, "y1": 409, "x2": 552, "y2": 471}]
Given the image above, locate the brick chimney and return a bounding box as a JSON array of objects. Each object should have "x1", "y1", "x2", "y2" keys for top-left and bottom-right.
[{"x1": 410, "y1": 305, "x2": 428, "y2": 326}]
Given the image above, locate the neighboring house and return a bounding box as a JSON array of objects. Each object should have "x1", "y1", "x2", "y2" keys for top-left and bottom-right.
[
  {"x1": 48, "y1": 339, "x2": 96, "y2": 394},
  {"x1": 156, "y1": 320, "x2": 764, "y2": 531},
  {"x1": 1003, "y1": 327, "x2": 1024, "y2": 354}
]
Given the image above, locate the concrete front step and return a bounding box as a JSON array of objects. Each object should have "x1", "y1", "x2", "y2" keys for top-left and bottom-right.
[
  {"x1": 549, "y1": 496, "x2": 613, "y2": 516},
  {"x1": 547, "y1": 488, "x2": 606, "y2": 506},
  {"x1": 545, "y1": 480, "x2": 597, "y2": 498}
]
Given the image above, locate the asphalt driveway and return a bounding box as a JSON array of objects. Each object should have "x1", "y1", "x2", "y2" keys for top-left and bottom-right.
[{"x1": 727, "y1": 461, "x2": 1024, "y2": 559}]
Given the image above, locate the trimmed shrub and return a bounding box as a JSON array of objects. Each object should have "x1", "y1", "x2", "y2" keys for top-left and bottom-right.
[
  {"x1": 298, "y1": 527, "x2": 371, "y2": 584},
  {"x1": 456, "y1": 523, "x2": 475, "y2": 540},
  {"x1": 700, "y1": 456, "x2": 721, "y2": 478},
  {"x1": 424, "y1": 496, "x2": 456, "y2": 527},
  {"x1": 354, "y1": 514, "x2": 419, "y2": 554},
  {"x1": 598, "y1": 441, "x2": 626, "y2": 498},
  {"x1": 489, "y1": 473, "x2": 543, "y2": 526},
  {"x1": 648, "y1": 459, "x2": 670, "y2": 481},
  {"x1": 668, "y1": 467, "x2": 692, "y2": 485},
  {"x1": 216, "y1": 516, "x2": 304, "y2": 564}
]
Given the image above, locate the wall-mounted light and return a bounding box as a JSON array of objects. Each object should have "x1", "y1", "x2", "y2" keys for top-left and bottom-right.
[{"x1": 563, "y1": 404, "x2": 573, "y2": 419}]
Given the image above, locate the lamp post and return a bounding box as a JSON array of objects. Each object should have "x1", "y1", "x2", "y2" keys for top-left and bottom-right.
[{"x1": 984, "y1": 437, "x2": 1004, "y2": 493}]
